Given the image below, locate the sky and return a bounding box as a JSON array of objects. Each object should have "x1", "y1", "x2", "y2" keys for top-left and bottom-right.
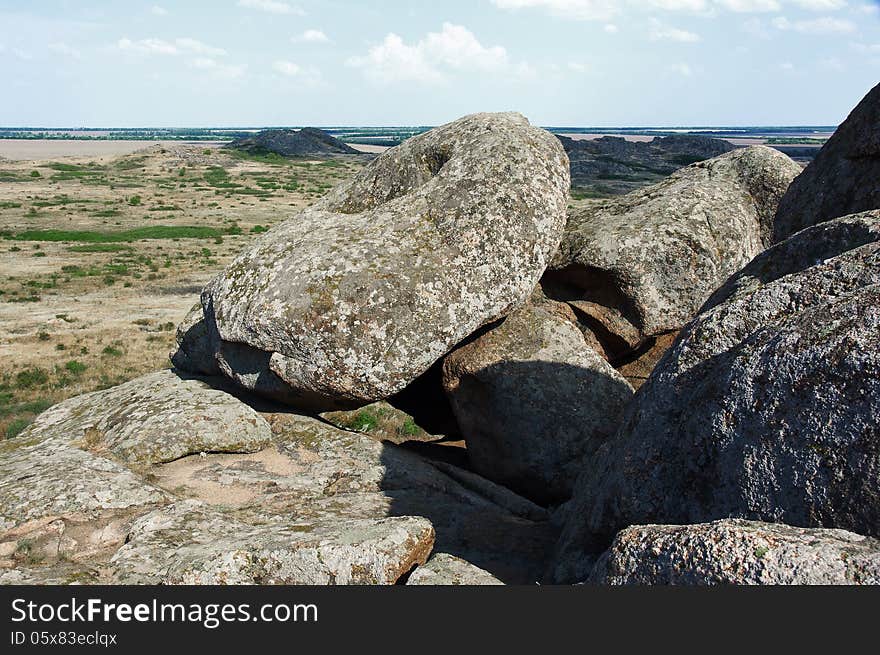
[{"x1": 1, "y1": 0, "x2": 879, "y2": 127}]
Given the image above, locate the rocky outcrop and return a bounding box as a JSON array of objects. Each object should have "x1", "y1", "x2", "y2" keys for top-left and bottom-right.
[
  {"x1": 12, "y1": 370, "x2": 274, "y2": 467},
  {"x1": 442, "y1": 295, "x2": 633, "y2": 503},
  {"x1": 1, "y1": 370, "x2": 555, "y2": 585},
  {"x1": 551, "y1": 212, "x2": 880, "y2": 583},
  {"x1": 407, "y1": 553, "x2": 504, "y2": 585},
  {"x1": 547, "y1": 147, "x2": 801, "y2": 345},
  {"x1": 774, "y1": 82, "x2": 880, "y2": 242},
  {"x1": 226, "y1": 127, "x2": 360, "y2": 157},
  {"x1": 560, "y1": 133, "x2": 736, "y2": 196},
  {"x1": 175, "y1": 112, "x2": 570, "y2": 411},
  {"x1": 588, "y1": 520, "x2": 880, "y2": 585}
]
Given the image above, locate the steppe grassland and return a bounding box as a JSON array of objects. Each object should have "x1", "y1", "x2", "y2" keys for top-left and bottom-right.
[{"x1": 0, "y1": 143, "x2": 366, "y2": 438}]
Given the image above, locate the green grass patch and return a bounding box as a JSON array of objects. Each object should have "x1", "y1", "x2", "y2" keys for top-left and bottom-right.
[
  {"x1": 64, "y1": 360, "x2": 87, "y2": 376},
  {"x1": 67, "y1": 243, "x2": 132, "y2": 253},
  {"x1": 15, "y1": 368, "x2": 49, "y2": 389},
  {"x1": 13, "y1": 226, "x2": 231, "y2": 243},
  {"x1": 5, "y1": 418, "x2": 32, "y2": 439},
  {"x1": 0, "y1": 201, "x2": 22, "y2": 209}
]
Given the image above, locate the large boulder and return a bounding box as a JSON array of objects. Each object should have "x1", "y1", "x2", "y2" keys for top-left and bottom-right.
[
  {"x1": 774, "y1": 83, "x2": 880, "y2": 242},
  {"x1": 442, "y1": 294, "x2": 633, "y2": 503},
  {"x1": 589, "y1": 520, "x2": 880, "y2": 586},
  {"x1": 546, "y1": 147, "x2": 801, "y2": 347},
  {"x1": 175, "y1": 112, "x2": 570, "y2": 411},
  {"x1": 1, "y1": 371, "x2": 556, "y2": 585},
  {"x1": 551, "y1": 212, "x2": 880, "y2": 583}
]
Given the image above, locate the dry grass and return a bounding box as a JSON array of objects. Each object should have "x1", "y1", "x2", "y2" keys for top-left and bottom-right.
[{"x1": 0, "y1": 143, "x2": 366, "y2": 438}]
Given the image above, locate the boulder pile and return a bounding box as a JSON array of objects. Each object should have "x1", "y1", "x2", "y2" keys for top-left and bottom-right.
[{"x1": 3, "y1": 86, "x2": 879, "y2": 586}]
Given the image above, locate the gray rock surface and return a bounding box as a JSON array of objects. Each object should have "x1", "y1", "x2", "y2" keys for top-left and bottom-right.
[
  {"x1": 551, "y1": 212, "x2": 880, "y2": 583},
  {"x1": 111, "y1": 501, "x2": 434, "y2": 585},
  {"x1": 589, "y1": 520, "x2": 880, "y2": 585},
  {"x1": 407, "y1": 553, "x2": 503, "y2": 585},
  {"x1": 443, "y1": 296, "x2": 633, "y2": 503},
  {"x1": 548, "y1": 146, "x2": 801, "y2": 342},
  {"x1": 16, "y1": 369, "x2": 274, "y2": 467},
  {"x1": 1, "y1": 371, "x2": 556, "y2": 585},
  {"x1": 175, "y1": 112, "x2": 570, "y2": 411},
  {"x1": 774, "y1": 83, "x2": 880, "y2": 242}
]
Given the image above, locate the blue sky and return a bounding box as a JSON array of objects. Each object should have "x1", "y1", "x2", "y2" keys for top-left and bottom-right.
[{"x1": 1, "y1": 0, "x2": 879, "y2": 127}]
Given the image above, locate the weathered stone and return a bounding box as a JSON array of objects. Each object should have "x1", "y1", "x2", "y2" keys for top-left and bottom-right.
[
  {"x1": 551, "y1": 212, "x2": 880, "y2": 583},
  {"x1": 589, "y1": 520, "x2": 880, "y2": 586},
  {"x1": 171, "y1": 303, "x2": 219, "y2": 375},
  {"x1": 407, "y1": 553, "x2": 504, "y2": 585},
  {"x1": 0, "y1": 433, "x2": 167, "y2": 534},
  {"x1": 548, "y1": 146, "x2": 801, "y2": 341},
  {"x1": 443, "y1": 300, "x2": 633, "y2": 503},
  {"x1": 321, "y1": 401, "x2": 443, "y2": 444},
  {"x1": 2, "y1": 372, "x2": 556, "y2": 585},
  {"x1": 774, "y1": 82, "x2": 880, "y2": 242},
  {"x1": 176, "y1": 112, "x2": 570, "y2": 411},
  {"x1": 16, "y1": 369, "x2": 274, "y2": 467},
  {"x1": 111, "y1": 500, "x2": 434, "y2": 585}
]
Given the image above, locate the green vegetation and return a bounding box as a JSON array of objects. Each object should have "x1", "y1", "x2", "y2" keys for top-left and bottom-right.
[
  {"x1": 343, "y1": 410, "x2": 381, "y2": 433},
  {"x1": 0, "y1": 201, "x2": 22, "y2": 209},
  {"x1": 128, "y1": 195, "x2": 142, "y2": 206},
  {"x1": 64, "y1": 360, "x2": 87, "y2": 376},
  {"x1": 67, "y1": 243, "x2": 132, "y2": 253},
  {"x1": 101, "y1": 345, "x2": 123, "y2": 357},
  {"x1": 11, "y1": 225, "x2": 233, "y2": 243},
  {"x1": 5, "y1": 418, "x2": 32, "y2": 439},
  {"x1": 15, "y1": 368, "x2": 49, "y2": 389}
]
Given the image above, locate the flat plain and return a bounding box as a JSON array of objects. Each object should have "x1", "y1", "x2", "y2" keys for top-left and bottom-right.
[{"x1": 0, "y1": 142, "x2": 368, "y2": 438}]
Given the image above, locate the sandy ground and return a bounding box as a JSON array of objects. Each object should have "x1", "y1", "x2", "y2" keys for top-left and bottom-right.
[
  {"x1": 349, "y1": 143, "x2": 390, "y2": 154},
  {"x1": 0, "y1": 140, "x2": 227, "y2": 161},
  {"x1": 0, "y1": 142, "x2": 365, "y2": 437}
]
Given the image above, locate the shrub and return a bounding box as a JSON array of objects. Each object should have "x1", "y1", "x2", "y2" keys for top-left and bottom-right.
[
  {"x1": 5, "y1": 418, "x2": 32, "y2": 439},
  {"x1": 15, "y1": 368, "x2": 48, "y2": 389},
  {"x1": 64, "y1": 360, "x2": 87, "y2": 376}
]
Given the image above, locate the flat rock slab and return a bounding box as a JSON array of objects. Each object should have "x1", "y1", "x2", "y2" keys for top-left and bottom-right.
[
  {"x1": 177, "y1": 112, "x2": 570, "y2": 410},
  {"x1": 111, "y1": 500, "x2": 434, "y2": 585},
  {"x1": 589, "y1": 520, "x2": 880, "y2": 585},
  {"x1": 407, "y1": 553, "x2": 503, "y2": 586},
  {"x1": 1, "y1": 371, "x2": 556, "y2": 585},
  {"x1": 13, "y1": 369, "x2": 273, "y2": 467}
]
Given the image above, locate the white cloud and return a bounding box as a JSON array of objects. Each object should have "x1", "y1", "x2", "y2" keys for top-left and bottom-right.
[
  {"x1": 348, "y1": 23, "x2": 510, "y2": 84},
  {"x1": 237, "y1": 0, "x2": 304, "y2": 15},
  {"x1": 604, "y1": 23, "x2": 619, "y2": 33},
  {"x1": 190, "y1": 57, "x2": 246, "y2": 79},
  {"x1": 117, "y1": 37, "x2": 227, "y2": 56},
  {"x1": 48, "y1": 42, "x2": 82, "y2": 59},
  {"x1": 716, "y1": 0, "x2": 780, "y2": 11},
  {"x1": 489, "y1": 0, "x2": 620, "y2": 21},
  {"x1": 772, "y1": 15, "x2": 856, "y2": 32},
  {"x1": 273, "y1": 60, "x2": 301, "y2": 75},
  {"x1": 490, "y1": 0, "x2": 851, "y2": 20},
  {"x1": 650, "y1": 20, "x2": 703, "y2": 41},
  {"x1": 293, "y1": 29, "x2": 329, "y2": 43},
  {"x1": 271, "y1": 60, "x2": 325, "y2": 88},
  {"x1": 151, "y1": 5, "x2": 168, "y2": 16},
  {"x1": 668, "y1": 62, "x2": 695, "y2": 75}
]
